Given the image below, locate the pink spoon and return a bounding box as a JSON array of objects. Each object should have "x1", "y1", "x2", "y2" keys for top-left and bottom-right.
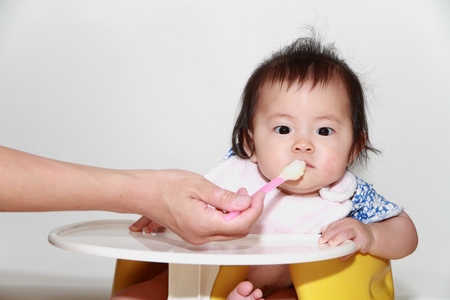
[{"x1": 225, "y1": 160, "x2": 306, "y2": 221}]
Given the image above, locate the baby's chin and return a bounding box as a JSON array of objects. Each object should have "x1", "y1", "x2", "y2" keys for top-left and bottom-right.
[{"x1": 277, "y1": 183, "x2": 320, "y2": 197}]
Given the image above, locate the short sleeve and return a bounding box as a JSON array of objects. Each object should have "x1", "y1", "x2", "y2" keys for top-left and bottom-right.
[{"x1": 349, "y1": 177, "x2": 403, "y2": 224}]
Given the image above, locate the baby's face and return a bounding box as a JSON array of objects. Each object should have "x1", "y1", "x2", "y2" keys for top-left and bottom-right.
[{"x1": 248, "y1": 80, "x2": 354, "y2": 196}]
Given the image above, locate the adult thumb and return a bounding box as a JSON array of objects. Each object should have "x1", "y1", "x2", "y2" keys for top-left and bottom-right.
[{"x1": 206, "y1": 185, "x2": 252, "y2": 212}]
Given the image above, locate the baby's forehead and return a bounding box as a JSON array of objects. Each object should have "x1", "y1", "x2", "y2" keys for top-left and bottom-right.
[
  {"x1": 254, "y1": 81, "x2": 352, "y2": 126},
  {"x1": 259, "y1": 73, "x2": 346, "y2": 93},
  {"x1": 258, "y1": 77, "x2": 349, "y2": 101}
]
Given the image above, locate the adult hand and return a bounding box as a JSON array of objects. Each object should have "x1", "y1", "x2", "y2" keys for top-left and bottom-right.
[{"x1": 130, "y1": 170, "x2": 264, "y2": 245}]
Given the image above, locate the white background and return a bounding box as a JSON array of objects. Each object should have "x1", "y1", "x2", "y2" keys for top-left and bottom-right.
[{"x1": 1, "y1": 1, "x2": 449, "y2": 299}]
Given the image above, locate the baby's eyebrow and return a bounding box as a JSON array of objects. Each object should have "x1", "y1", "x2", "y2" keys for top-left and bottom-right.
[
  {"x1": 266, "y1": 113, "x2": 295, "y2": 120},
  {"x1": 315, "y1": 115, "x2": 341, "y2": 123}
]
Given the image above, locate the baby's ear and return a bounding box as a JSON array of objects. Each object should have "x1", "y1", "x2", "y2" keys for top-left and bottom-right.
[{"x1": 243, "y1": 131, "x2": 258, "y2": 163}]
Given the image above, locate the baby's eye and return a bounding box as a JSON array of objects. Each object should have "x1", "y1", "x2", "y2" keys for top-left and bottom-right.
[
  {"x1": 274, "y1": 126, "x2": 292, "y2": 135},
  {"x1": 316, "y1": 127, "x2": 334, "y2": 136}
]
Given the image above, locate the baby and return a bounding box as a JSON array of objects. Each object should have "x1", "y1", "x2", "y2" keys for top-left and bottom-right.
[{"x1": 206, "y1": 36, "x2": 418, "y2": 299}]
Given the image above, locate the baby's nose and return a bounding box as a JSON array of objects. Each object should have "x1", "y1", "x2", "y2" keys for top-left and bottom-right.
[{"x1": 292, "y1": 139, "x2": 314, "y2": 153}]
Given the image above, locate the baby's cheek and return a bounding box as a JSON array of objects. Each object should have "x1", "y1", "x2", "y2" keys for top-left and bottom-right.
[
  {"x1": 322, "y1": 158, "x2": 337, "y2": 175},
  {"x1": 322, "y1": 157, "x2": 346, "y2": 180},
  {"x1": 258, "y1": 158, "x2": 285, "y2": 181},
  {"x1": 257, "y1": 164, "x2": 276, "y2": 182}
]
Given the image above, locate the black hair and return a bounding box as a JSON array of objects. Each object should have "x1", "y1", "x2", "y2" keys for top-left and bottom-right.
[{"x1": 231, "y1": 35, "x2": 378, "y2": 167}]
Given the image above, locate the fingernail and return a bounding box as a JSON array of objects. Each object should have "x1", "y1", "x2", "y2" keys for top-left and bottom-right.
[{"x1": 235, "y1": 194, "x2": 251, "y2": 207}]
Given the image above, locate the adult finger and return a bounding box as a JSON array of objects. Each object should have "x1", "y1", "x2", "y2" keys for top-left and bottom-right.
[{"x1": 129, "y1": 216, "x2": 152, "y2": 232}]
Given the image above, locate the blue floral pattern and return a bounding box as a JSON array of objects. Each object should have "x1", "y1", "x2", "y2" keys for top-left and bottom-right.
[
  {"x1": 221, "y1": 148, "x2": 236, "y2": 161},
  {"x1": 350, "y1": 177, "x2": 403, "y2": 224}
]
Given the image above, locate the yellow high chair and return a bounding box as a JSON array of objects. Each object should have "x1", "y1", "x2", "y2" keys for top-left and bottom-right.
[{"x1": 111, "y1": 253, "x2": 394, "y2": 299}]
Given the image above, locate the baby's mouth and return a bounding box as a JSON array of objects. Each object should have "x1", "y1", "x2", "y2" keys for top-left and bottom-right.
[{"x1": 298, "y1": 159, "x2": 312, "y2": 169}]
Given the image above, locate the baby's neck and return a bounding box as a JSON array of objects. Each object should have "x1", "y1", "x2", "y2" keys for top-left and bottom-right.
[{"x1": 277, "y1": 187, "x2": 320, "y2": 197}]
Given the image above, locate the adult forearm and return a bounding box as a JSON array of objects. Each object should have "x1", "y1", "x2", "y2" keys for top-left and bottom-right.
[{"x1": 0, "y1": 146, "x2": 148, "y2": 213}]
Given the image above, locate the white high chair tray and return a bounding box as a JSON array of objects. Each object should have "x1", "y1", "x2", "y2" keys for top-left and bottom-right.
[{"x1": 49, "y1": 219, "x2": 355, "y2": 265}]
